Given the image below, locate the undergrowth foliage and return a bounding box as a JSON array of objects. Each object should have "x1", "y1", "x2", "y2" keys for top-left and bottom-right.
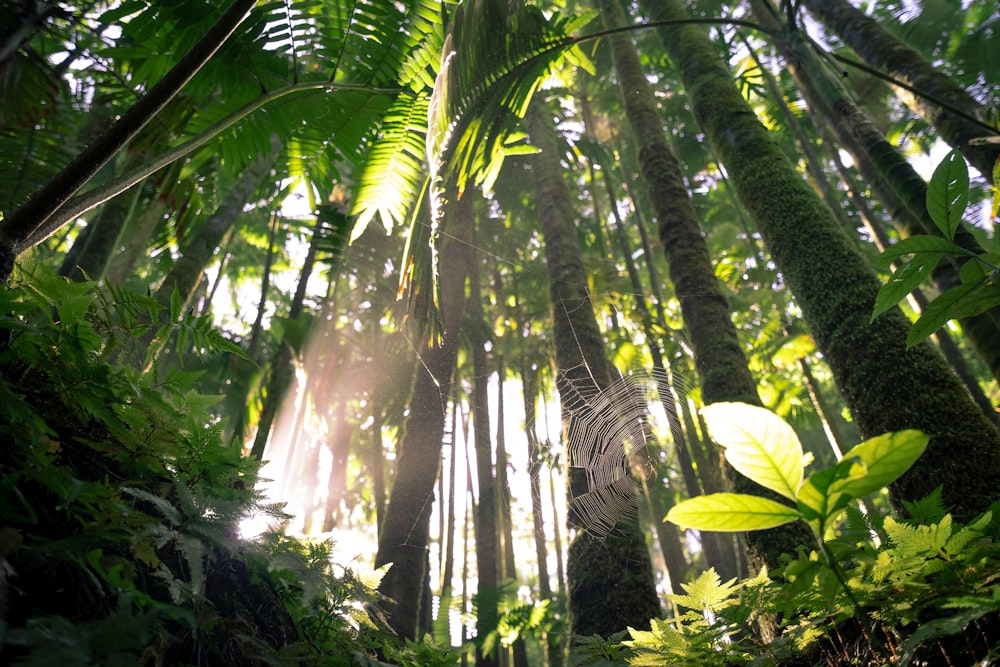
[
  {"x1": 0, "y1": 268, "x2": 454, "y2": 665},
  {"x1": 570, "y1": 404, "x2": 1000, "y2": 666}
]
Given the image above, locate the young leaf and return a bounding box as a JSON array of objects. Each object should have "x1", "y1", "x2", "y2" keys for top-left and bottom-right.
[
  {"x1": 872, "y1": 255, "x2": 940, "y2": 321},
  {"x1": 701, "y1": 402, "x2": 803, "y2": 501},
  {"x1": 797, "y1": 457, "x2": 867, "y2": 534},
  {"x1": 873, "y1": 235, "x2": 971, "y2": 270},
  {"x1": 835, "y1": 430, "x2": 930, "y2": 500},
  {"x1": 926, "y1": 149, "x2": 969, "y2": 241},
  {"x1": 907, "y1": 280, "x2": 1000, "y2": 347},
  {"x1": 665, "y1": 493, "x2": 801, "y2": 532}
]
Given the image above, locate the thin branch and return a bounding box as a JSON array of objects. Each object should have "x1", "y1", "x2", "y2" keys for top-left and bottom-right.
[{"x1": 0, "y1": 0, "x2": 259, "y2": 277}]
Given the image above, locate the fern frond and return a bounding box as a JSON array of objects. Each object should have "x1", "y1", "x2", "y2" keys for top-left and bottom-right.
[{"x1": 350, "y1": 92, "x2": 432, "y2": 240}]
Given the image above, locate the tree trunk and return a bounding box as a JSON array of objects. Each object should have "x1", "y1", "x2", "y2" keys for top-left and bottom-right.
[
  {"x1": 750, "y1": 0, "x2": 1000, "y2": 384},
  {"x1": 374, "y1": 198, "x2": 474, "y2": 640},
  {"x1": 468, "y1": 230, "x2": 499, "y2": 667},
  {"x1": 639, "y1": 0, "x2": 1000, "y2": 522},
  {"x1": 603, "y1": 0, "x2": 812, "y2": 572},
  {"x1": 249, "y1": 214, "x2": 325, "y2": 461},
  {"x1": 520, "y1": 356, "x2": 564, "y2": 667},
  {"x1": 153, "y1": 138, "x2": 280, "y2": 315},
  {"x1": 527, "y1": 97, "x2": 660, "y2": 637},
  {"x1": 801, "y1": 0, "x2": 1000, "y2": 182}
]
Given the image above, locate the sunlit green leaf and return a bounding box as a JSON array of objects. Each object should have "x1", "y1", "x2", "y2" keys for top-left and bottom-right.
[
  {"x1": 907, "y1": 280, "x2": 1000, "y2": 347},
  {"x1": 665, "y1": 493, "x2": 800, "y2": 532},
  {"x1": 834, "y1": 430, "x2": 930, "y2": 500},
  {"x1": 702, "y1": 402, "x2": 803, "y2": 501}
]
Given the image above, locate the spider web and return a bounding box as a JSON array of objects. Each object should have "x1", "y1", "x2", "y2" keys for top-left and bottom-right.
[{"x1": 564, "y1": 366, "x2": 683, "y2": 538}]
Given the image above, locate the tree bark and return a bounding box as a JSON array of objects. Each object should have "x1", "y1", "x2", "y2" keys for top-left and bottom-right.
[
  {"x1": 603, "y1": 0, "x2": 812, "y2": 572},
  {"x1": 527, "y1": 98, "x2": 660, "y2": 637},
  {"x1": 374, "y1": 198, "x2": 474, "y2": 640},
  {"x1": 639, "y1": 0, "x2": 1000, "y2": 522},
  {"x1": 468, "y1": 232, "x2": 498, "y2": 667},
  {"x1": 750, "y1": 0, "x2": 1000, "y2": 384},
  {"x1": 801, "y1": 0, "x2": 1000, "y2": 183}
]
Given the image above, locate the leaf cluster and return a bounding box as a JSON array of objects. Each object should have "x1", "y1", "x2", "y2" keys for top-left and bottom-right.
[
  {"x1": 872, "y1": 149, "x2": 1000, "y2": 347},
  {"x1": 0, "y1": 266, "x2": 450, "y2": 665}
]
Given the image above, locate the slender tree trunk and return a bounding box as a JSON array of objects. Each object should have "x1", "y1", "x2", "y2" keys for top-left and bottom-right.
[
  {"x1": 442, "y1": 400, "x2": 459, "y2": 592},
  {"x1": 469, "y1": 232, "x2": 499, "y2": 667},
  {"x1": 599, "y1": 170, "x2": 727, "y2": 583},
  {"x1": 493, "y1": 353, "x2": 529, "y2": 667},
  {"x1": 153, "y1": 139, "x2": 279, "y2": 315},
  {"x1": 521, "y1": 357, "x2": 563, "y2": 667},
  {"x1": 639, "y1": 0, "x2": 1000, "y2": 521},
  {"x1": 374, "y1": 199, "x2": 474, "y2": 640},
  {"x1": 603, "y1": 0, "x2": 812, "y2": 572},
  {"x1": 801, "y1": 0, "x2": 1000, "y2": 182},
  {"x1": 527, "y1": 98, "x2": 659, "y2": 637},
  {"x1": 248, "y1": 214, "x2": 325, "y2": 460},
  {"x1": 248, "y1": 213, "x2": 281, "y2": 358}
]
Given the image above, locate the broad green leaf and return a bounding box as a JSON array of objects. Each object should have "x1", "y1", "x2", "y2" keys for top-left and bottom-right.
[
  {"x1": 907, "y1": 280, "x2": 1000, "y2": 347},
  {"x1": 835, "y1": 430, "x2": 930, "y2": 499},
  {"x1": 702, "y1": 402, "x2": 803, "y2": 501},
  {"x1": 926, "y1": 149, "x2": 969, "y2": 241},
  {"x1": 665, "y1": 493, "x2": 801, "y2": 532},
  {"x1": 873, "y1": 235, "x2": 971, "y2": 270}
]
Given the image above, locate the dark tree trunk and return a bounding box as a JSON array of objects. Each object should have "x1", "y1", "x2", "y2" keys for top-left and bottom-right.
[
  {"x1": 603, "y1": 0, "x2": 812, "y2": 572},
  {"x1": 527, "y1": 98, "x2": 660, "y2": 637},
  {"x1": 374, "y1": 199, "x2": 474, "y2": 640}
]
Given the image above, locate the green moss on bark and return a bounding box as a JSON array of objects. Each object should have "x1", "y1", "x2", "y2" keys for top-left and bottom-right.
[{"x1": 641, "y1": 0, "x2": 1000, "y2": 522}]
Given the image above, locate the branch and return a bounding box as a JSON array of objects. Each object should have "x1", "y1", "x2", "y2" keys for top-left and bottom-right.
[{"x1": 0, "y1": 0, "x2": 259, "y2": 278}]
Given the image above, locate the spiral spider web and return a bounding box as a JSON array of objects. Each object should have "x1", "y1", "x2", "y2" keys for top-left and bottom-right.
[{"x1": 564, "y1": 366, "x2": 684, "y2": 538}]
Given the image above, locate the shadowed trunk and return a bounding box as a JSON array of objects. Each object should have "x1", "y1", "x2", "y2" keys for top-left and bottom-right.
[
  {"x1": 603, "y1": 0, "x2": 813, "y2": 572},
  {"x1": 374, "y1": 197, "x2": 474, "y2": 640}
]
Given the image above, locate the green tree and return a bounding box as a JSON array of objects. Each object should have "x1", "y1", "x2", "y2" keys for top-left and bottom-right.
[{"x1": 636, "y1": 0, "x2": 1000, "y2": 521}]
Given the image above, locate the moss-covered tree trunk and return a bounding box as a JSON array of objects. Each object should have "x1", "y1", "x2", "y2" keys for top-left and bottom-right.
[
  {"x1": 374, "y1": 199, "x2": 474, "y2": 640},
  {"x1": 603, "y1": 0, "x2": 814, "y2": 572},
  {"x1": 638, "y1": 0, "x2": 1000, "y2": 522},
  {"x1": 749, "y1": 0, "x2": 1000, "y2": 384},
  {"x1": 527, "y1": 98, "x2": 660, "y2": 637},
  {"x1": 801, "y1": 0, "x2": 1000, "y2": 183}
]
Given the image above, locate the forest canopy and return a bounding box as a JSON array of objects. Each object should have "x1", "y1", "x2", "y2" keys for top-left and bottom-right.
[{"x1": 1, "y1": 0, "x2": 999, "y2": 665}]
